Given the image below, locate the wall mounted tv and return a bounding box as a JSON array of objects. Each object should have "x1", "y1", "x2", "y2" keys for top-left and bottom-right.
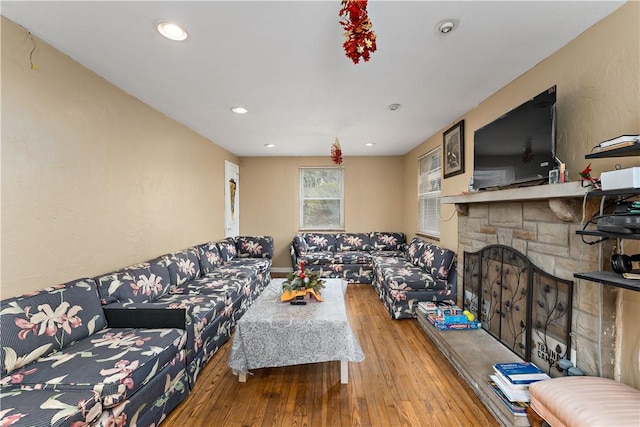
[{"x1": 472, "y1": 85, "x2": 557, "y2": 191}]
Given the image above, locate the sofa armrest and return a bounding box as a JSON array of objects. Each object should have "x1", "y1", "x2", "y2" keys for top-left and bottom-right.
[
  {"x1": 448, "y1": 262, "x2": 457, "y2": 300},
  {"x1": 103, "y1": 305, "x2": 186, "y2": 329},
  {"x1": 290, "y1": 243, "x2": 300, "y2": 271}
]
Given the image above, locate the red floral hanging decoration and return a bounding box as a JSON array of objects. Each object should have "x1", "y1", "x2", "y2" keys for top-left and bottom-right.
[
  {"x1": 331, "y1": 138, "x2": 343, "y2": 164},
  {"x1": 339, "y1": 0, "x2": 377, "y2": 64}
]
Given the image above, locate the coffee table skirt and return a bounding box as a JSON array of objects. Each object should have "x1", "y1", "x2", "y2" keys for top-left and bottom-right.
[{"x1": 228, "y1": 279, "x2": 364, "y2": 375}]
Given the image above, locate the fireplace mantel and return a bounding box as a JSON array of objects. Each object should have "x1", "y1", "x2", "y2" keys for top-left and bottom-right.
[{"x1": 441, "y1": 182, "x2": 587, "y2": 221}]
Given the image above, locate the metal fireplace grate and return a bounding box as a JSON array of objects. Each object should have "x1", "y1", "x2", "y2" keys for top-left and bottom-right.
[{"x1": 463, "y1": 245, "x2": 573, "y2": 374}]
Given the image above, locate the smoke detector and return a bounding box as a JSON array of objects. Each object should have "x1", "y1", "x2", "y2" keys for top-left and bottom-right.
[{"x1": 435, "y1": 19, "x2": 459, "y2": 35}]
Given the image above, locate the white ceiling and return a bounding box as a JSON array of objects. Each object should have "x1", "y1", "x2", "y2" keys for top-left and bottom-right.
[{"x1": 1, "y1": 1, "x2": 626, "y2": 157}]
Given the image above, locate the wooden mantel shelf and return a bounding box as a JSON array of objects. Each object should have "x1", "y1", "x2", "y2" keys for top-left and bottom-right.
[
  {"x1": 442, "y1": 182, "x2": 588, "y2": 221},
  {"x1": 442, "y1": 181, "x2": 586, "y2": 204}
]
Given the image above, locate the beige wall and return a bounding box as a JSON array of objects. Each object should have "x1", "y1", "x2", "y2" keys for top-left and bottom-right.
[
  {"x1": 404, "y1": 2, "x2": 640, "y2": 255},
  {"x1": 403, "y1": 3, "x2": 639, "y2": 387},
  {"x1": 239, "y1": 156, "x2": 405, "y2": 269},
  {"x1": 1, "y1": 17, "x2": 238, "y2": 298}
]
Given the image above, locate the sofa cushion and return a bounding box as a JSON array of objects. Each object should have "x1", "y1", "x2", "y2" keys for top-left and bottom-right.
[
  {"x1": 373, "y1": 249, "x2": 405, "y2": 258},
  {"x1": 333, "y1": 251, "x2": 372, "y2": 265},
  {"x1": 303, "y1": 233, "x2": 336, "y2": 252},
  {"x1": 380, "y1": 266, "x2": 447, "y2": 291},
  {"x1": 529, "y1": 376, "x2": 640, "y2": 427},
  {"x1": 165, "y1": 247, "x2": 201, "y2": 289},
  {"x1": 336, "y1": 233, "x2": 371, "y2": 251},
  {"x1": 235, "y1": 236, "x2": 274, "y2": 259},
  {"x1": 217, "y1": 238, "x2": 238, "y2": 263},
  {"x1": 292, "y1": 235, "x2": 308, "y2": 255},
  {"x1": 298, "y1": 251, "x2": 335, "y2": 265},
  {"x1": 371, "y1": 232, "x2": 405, "y2": 250},
  {"x1": 95, "y1": 257, "x2": 171, "y2": 305},
  {"x1": 155, "y1": 293, "x2": 235, "y2": 361},
  {"x1": 407, "y1": 237, "x2": 427, "y2": 266},
  {"x1": 227, "y1": 257, "x2": 272, "y2": 275},
  {"x1": 2, "y1": 326, "x2": 186, "y2": 409},
  {"x1": 421, "y1": 243, "x2": 456, "y2": 279},
  {"x1": 94, "y1": 350, "x2": 188, "y2": 427},
  {"x1": 0, "y1": 386, "x2": 102, "y2": 427},
  {"x1": 197, "y1": 242, "x2": 224, "y2": 275},
  {"x1": 0, "y1": 278, "x2": 107, "y2": 376}
]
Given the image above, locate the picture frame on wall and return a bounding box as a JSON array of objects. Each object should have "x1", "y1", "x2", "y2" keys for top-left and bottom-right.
[{"x1": 443, "y1": 120, "x2": 465, "y2": 179}]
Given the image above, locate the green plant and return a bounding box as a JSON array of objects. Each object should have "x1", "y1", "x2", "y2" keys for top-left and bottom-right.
[{"x1": 282, "y1": 262, "x2": 326, "y2": 294}]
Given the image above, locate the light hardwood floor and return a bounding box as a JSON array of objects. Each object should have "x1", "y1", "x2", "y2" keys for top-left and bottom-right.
[{"x1": 162, "y1": 283, "x2": 498, "y2": 427}]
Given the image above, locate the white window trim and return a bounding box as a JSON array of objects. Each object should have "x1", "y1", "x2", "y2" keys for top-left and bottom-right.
[
  {"x1": 299, "y1": 167, "x2": 345, "y2": 231},
  {"x1": 417, "y1": 148, "x2": 442, "y2": 238}
]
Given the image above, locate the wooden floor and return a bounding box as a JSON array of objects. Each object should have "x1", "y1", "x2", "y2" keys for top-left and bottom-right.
[{"x1": 162, "y1": 284, "x2": 498, "y2": 427}]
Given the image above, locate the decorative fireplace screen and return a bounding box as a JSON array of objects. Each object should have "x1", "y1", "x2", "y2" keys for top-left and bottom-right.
[{"x1": 463, "y1": 245, "x2": 573, "y2": 374}]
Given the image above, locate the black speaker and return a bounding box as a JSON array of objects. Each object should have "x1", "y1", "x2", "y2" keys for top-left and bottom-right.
[{"x1": 610, "y1": 253, "x2": 640, "y2": 274}]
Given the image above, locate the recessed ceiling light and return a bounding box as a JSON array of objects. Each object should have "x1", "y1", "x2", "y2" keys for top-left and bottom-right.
[
  {"x1": 388, "y1": 103, "x2": 401, "y2": 111},
  {"x1": 264, "y1": 143, "x2": 275, "y2": 148},
  {"x1": 435, "y1": 19, "x2": 459, "y2": 35},
  {"x1": 230, "y1": 106, "x2": 248, "y2": 114},
  {"x1": 156, "y1": 21, "x2": 188, "y2": 41},
  {"x1": 365, "y1": 142, "x2": 375, "y2": 147}
]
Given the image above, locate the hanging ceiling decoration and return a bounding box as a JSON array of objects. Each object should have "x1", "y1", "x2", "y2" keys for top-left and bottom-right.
[
  {"x1": 339, "y1": 0, "x2": 377, "y2": 64},
  {"x1": 331, "y1": 138, "x2": 343, "y2": 164}
]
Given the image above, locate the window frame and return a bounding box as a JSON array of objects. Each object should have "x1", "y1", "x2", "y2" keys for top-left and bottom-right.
[
  {"x1": 299, "y1": 166, "x2": 345, "y2": 231},
  {"x1": 417, "y1": 148, "x2": 442, "y2": 239}
]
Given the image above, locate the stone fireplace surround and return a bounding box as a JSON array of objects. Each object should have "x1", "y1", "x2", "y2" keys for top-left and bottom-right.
[{"x1": 442, "y1": 182, "x2": 618, "y2": 380}]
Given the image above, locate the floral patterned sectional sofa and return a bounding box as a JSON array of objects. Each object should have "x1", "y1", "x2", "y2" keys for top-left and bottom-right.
[
  {"x1": 289, "y1": 232, "x2": 456, "y2": 319},
  {"x1": 0, "y1": 236, "x2": 273, "y2": 427}
]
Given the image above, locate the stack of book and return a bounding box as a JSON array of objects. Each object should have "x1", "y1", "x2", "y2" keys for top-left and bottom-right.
[
  {"x1": 593, "y1": 134, "x2": 640, "y2": 153},
  {"x1": 488, "y1": 362, "x2": 550, "y2": 415}
]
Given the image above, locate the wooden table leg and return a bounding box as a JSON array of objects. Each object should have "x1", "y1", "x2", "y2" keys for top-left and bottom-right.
[
  {"x1": 239, "y1": 372, "x2": 247, "y2": 383},
  {"x1": 525, "y1": 405, "x2": 544, "y2": 427}
]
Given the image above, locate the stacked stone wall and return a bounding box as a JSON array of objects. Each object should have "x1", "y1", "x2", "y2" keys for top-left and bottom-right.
[{"x1": 456, "y1": 200, "x2": 617, "y2": 378}]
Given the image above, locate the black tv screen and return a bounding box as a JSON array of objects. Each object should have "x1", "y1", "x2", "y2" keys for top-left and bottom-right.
[{"x1": 472, "y1": 86, "x2": 557, "y2": 190}]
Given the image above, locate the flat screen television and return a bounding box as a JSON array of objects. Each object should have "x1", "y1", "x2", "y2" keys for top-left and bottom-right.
[{"x1": 472, "y1": 86, "x2": 557, "y2": 191}]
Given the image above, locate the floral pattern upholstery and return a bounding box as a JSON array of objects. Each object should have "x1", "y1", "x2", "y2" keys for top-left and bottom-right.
[
  {"x1": 371, "y1": 232, "x2": 405, "y2": 251},
  {"x1": 0, "y1": 387, "x2": 102, "y2": 427},
  {"x1": 406, "y1": 238, "x2": 456, "y2": 280},
  {"x1": 303, "y1": 233, "x2": 336, "y2": 251},
  {"x1": 336, "y1": 232, "x2": 370, "y2": 251},
  {"x1": 95, "y1": 351, "x2": 188, "y2": 427},
  {"x1": 0, "y1": 235, "x2": 272, "y2": 426},
  {"x1": 1, "y1": 279, "x2": 107, "y2": 372},
  {"x1": 99, "y1": 236, "x2": 272, "y2": 390},
  {"x1": 95, "y1": 257, "x2": 171, "y2": 305},
  {"x1": 216, "y1": 237, "x2": 238, "y2": 262},
  {"x1": 292, "y1": 235, "x2": 308, "y2": 255},
  {"x1": 196, "y1": 242, "x2": 224, "y2": 274},
  {"x1": 235, "y1": 236, "x2": 274, "y2": 259},
  {"x1": 290, "y1": 232, "x2": 407, "y2": 284},
  {"x1": 372, "y1": 237, "x2": 457, "y2": 319},
  {"x1": 0, "y1": 278, "x2": 189, "y2": 426},
  {"x1": 165, "y1": 247, "x2": 201, "y2": 289}
]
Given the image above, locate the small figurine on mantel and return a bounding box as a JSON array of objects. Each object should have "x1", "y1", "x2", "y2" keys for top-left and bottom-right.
[{"x1": 579, "y1": 163, "x2": 601, "y2": 189}]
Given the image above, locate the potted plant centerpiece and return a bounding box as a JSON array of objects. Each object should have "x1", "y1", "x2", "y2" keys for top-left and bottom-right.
[{"x1": 281, "y1": 262, "x2": 326, "y2": 302}]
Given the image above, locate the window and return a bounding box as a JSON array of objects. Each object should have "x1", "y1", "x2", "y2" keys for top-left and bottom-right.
[
  {"x1": 300, "y1": 167, "x2": 344, "y2": 230},
  {"x1": 417, "y1": 148, "x2": 441, "y2": 238}
]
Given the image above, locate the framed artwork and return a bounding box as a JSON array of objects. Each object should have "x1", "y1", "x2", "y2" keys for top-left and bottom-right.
[{"x1": 443, "y1": 120, "x2": 465, "y2": 178}]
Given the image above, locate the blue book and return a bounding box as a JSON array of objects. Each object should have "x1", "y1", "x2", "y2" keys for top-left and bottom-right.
[{"x1": 493, "y1": 362, "x2": 550, "y2": 385}]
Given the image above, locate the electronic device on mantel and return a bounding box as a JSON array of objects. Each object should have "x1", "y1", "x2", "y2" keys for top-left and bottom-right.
[
  {"x1": 597, "y1": 202, "x2": 640, "y2": 235},
  {"x1": 472, "y1": 86, "x2": 557, "y2": 191}
]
